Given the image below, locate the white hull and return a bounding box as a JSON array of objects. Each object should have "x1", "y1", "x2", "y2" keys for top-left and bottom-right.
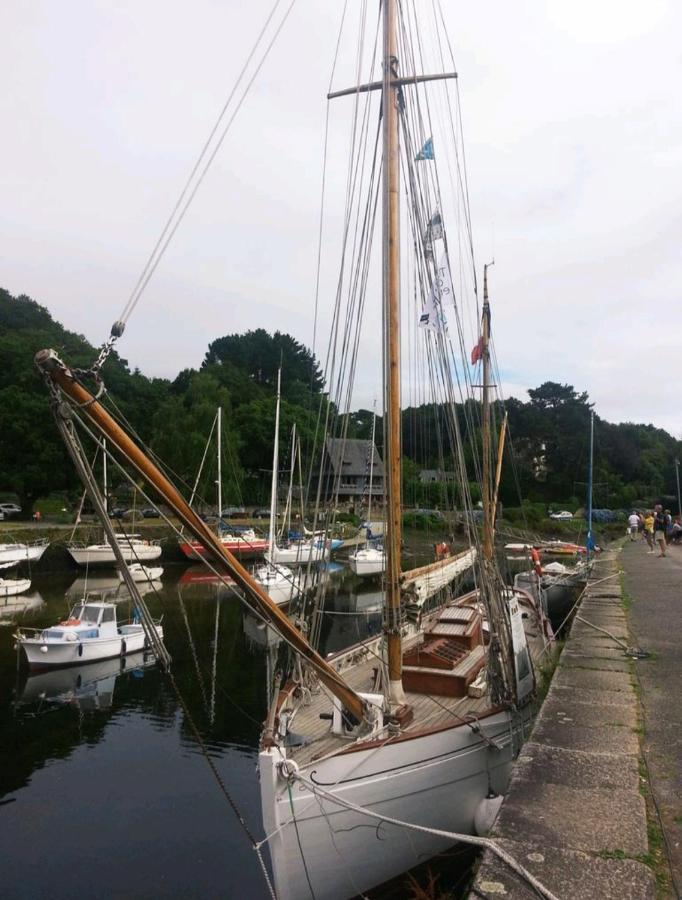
[
  {"x1": 67, "y1": 542, "x2": 162, "y2": 566},
  {"x1": 254, "y1": 564, "x2": 300, "y2": 606},
  {"x1": 260, "y1": 706, "x2": 531, "y2": 900},
  {"x1": 348, "y1": 547, "x2": 385, "y2": 576},
  {"x1": 19, "y1": 624, "x2": 163, "y2": 669},
  {"x1": 0, "y1": 577, "x2": 32, "y2": 597},
  {"x1": 266, "y1": 542, "x2": 330, "y2": 566},
  {"x1": 0, "y1": 541, "x2": 49, "y2": 567}
]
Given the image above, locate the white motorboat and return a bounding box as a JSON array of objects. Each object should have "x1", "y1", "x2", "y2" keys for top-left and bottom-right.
[
  {"x1": 348, "y1": 544, "x2": 385, "y2": 576},
  {"x1": 66, "y1": 535, "x2": 162, "y2": 566},
  {"x1": 15, "y1": 597, "x2": 164, "y2": 669},
  {"x1": 0, "y1": 576, "x2": 32, "y2": 597},
  {"x1": 119, "y1": 563, "x2": 164, "y2": 583},
  {"x1": 0, "y1": 539, "x2": 49, "y2": 568}
]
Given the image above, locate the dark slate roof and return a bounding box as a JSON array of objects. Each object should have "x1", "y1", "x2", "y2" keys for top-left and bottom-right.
[{"x1": 325, "y1": 438, "x2": 384, "y2": 478}]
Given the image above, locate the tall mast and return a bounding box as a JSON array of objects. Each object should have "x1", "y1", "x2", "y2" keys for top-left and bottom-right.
[
  {"x1": 102, "y1": 437, "x2": 108, "y2": 515},
  {"x1": 35, "y1": 349, "x2": 366, "y2": 723},
  {"x1": 382, "y1": 0, "x2": 405, "y2": 708},
  {"x1": 367, "y1": 401, "x2": 377, "y2": 529},
  {"x1": 481, "y1": 263, "x2": 493, "y2": 560},
  {"x1": 587, "y1": 409, "x2": 594, "y2": 559},
  {"x1": 217, "y1": 406, "x2": 222, "y2": 519},
  {"x1": 268, "y1": 369, "x2": 282, "y2": 559}
]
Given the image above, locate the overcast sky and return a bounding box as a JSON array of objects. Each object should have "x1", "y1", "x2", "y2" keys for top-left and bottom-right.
[{"x1": 2, "y1": 1, "x2": 681, "y2": 436}]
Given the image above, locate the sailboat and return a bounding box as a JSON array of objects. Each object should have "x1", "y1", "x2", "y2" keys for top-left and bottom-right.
[
  {"x1": 33, "y1": 5, "x2": 549, "y2": 898},
  {"x1": 177, "y1": 407, "x2": 268, "y2": 560},
  {"x1": 254, "y1": 369, "x2": 301, "y2": 606},
  {"x1": 0, "y1": 539, "x2": 49, "y2": 569},
  {"x1": 66, "y1": 441, "x2": 162, "y2": 567},
  {"x1": 348, "y1": 405, "x2": 386, "y2": 576},
  {"x1": 263, "y1": 372, "x2": 330, "y2": 568}
]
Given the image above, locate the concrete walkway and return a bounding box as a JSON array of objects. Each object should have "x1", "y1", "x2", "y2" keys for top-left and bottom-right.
[
  {"x1": 469, "y1": 548, "x2": 660, "y2": 899},
  {"x1": 621, "y1": 537, "x2": 682, "y2": 898}
]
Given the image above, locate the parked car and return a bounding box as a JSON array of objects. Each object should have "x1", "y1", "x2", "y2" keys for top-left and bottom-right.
[
  {"x1": 549, "y1": 510, "x2": 573, "y2": 520},
  {"x1": 0, "y1": 503, "x2": 22, "y2": 516},
  {"x1": 221, "y1": 507, "x2": 246, "y2": 519},
  {"x1": 252, "y1": 508, "x2": 271, "y2": 519},
  {"x1": 109, "y1": 507, "x2": 127, "y2": 519},
  {"x1": 141, "y1": 507, "x2": 160, "y2": 518}
]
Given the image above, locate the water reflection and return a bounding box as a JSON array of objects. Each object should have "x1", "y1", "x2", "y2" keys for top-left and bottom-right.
[
  {"x1": 0, "y1": 549, "x2": 471, "y2": 899},
  {"x1": 0, "y1": 590, "x2": 44, "y2": 620},
  {"x1": 16, "y1": 650, "x2": 157, "y2": 710},
  {"x1": 66, "y1": 574, "x2": 161, "y2": 600}
]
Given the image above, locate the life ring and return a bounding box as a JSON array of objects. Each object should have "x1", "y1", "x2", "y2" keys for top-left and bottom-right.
[
  {"x1": 59, "y1": 618, "x2": 81, "y2": 626},
  {"x1": 530, "y1": 548, "x2": 543, "y2": 577}
]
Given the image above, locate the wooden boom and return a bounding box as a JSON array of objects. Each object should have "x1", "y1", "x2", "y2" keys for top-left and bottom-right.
[{"x1": 35, "y1": 349, "x2": 367, "y2": 724}]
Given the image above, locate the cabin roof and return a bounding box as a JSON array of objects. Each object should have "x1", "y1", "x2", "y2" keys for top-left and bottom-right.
[{"x1": 324, "y1": 438, "x2": 384, "y2": 478}]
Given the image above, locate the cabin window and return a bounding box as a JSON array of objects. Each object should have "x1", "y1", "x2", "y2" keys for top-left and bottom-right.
[
  {"x1": 101, "y1": 607, "x2": 115, "y2": 623},
  {"x1": 82, "y1": 605, "x2": 102, "y2": 623}
]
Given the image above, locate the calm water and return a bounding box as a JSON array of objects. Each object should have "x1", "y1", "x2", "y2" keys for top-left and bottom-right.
[{"x1": 0, "y1": 540, "x2": 477, "y2": 899}]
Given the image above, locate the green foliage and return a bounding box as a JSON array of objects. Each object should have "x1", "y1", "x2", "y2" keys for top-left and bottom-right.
[{"x1": 3, "y1": 287, "x2": 682, "y2": 517}]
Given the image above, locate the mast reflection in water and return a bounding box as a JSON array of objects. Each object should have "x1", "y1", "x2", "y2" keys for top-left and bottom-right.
[{"x1": 1, "y1": 564, "x2": 468, "y2": 899}]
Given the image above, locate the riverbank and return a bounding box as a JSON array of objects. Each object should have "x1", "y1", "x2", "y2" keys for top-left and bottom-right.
[{"x1": 469, "y1": 545, "x2": 663, "y2": 899}]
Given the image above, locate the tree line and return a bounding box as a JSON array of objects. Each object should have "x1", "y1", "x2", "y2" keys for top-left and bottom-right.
[{"x1": 1, "y1": 287, "x2": 680, "y2": 516}]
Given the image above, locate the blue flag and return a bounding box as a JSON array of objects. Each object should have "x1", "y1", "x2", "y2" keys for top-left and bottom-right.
[{"x1": 415, "y1": 137, "x2": 434, "y2": 161}]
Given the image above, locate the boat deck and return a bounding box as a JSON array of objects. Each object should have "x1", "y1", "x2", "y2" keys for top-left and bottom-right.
[
  {"x1": 284, "y1": 598, "x2": 546, "y2": 769},
  {"x1": 288, "y1": 652, "x2": 495, "y2": 767}
]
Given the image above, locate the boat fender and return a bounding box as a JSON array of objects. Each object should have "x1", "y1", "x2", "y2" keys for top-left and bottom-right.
[
  {"x1": 40, "y1": 645, "x2": 48, "y2": 654},
  {"x1": 277, "y1": 759, "x2": 299, "y2": 784},
  {"x1": 121, "y1": 639, "x2": 127, "y2": 657},
  {"x1": 473, "y1": 791, "x2": 504, "y2": 836},
  {"x1": 530, "y1": 548, "x2": 543, "y2": 577},
  {"x1": 64, "y1": 631, "x2": 78, "y2": 642},
  {"x1": 78, "y1": 643, "x2": 83, "y2": 657}
]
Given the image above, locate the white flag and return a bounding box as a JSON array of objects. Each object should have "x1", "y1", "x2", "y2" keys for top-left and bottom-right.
[{"x1": 419, "y1": 254, "x2": 454, "y2": 332}]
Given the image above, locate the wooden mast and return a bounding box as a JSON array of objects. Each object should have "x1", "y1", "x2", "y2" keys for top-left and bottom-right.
[
  {"x1": 481, "y1": 263, "x2": 494, "y2": 561},
  {"x1": 382, "y1": 0, "x2": 406, "y2": 708},
  {"x1": 34, "y1": 349, "x2": 367, "y2": 724}
]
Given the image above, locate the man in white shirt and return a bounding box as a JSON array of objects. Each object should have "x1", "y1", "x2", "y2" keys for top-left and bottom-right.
[{"x1": 628, "y1": 511, "x2": 640, "y2": 541}]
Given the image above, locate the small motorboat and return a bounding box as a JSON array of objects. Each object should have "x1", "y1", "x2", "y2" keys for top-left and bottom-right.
[
  {"x1": 15, "y1": 597, "x2": 164, "y2": 669},
  {"x1": 119, "y1": 563, "x2": 164, "y2": 583}
]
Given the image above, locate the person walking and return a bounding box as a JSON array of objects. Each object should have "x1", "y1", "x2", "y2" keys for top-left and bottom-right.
[
  {"x1": 644, "y1": 511, "x2": 655, "y2": 552},
  {"x1": 653, "y1": 506, "x2": 667, "y2": 557},
  {"x1": 628, "y1": 511, "x2": 639, "y2": 541}
]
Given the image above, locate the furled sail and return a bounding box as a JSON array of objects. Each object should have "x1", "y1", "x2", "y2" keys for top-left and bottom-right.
[{"x1": 400, "y1": 548, "x2": 476, "y2": 608}]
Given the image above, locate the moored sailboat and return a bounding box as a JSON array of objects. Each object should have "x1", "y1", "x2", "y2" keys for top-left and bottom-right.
[{"x1": 32, "y1": 5, "x2": 551, "y2": 897}]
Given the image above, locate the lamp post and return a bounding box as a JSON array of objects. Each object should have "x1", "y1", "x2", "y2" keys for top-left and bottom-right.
[{"x1": 675, "y1": 458, "x2": 681, "y2": 521}]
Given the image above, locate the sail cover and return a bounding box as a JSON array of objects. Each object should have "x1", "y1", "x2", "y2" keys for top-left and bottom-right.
[{"x1": 401, "y1": 548, "x2": 476, "y2": 607}]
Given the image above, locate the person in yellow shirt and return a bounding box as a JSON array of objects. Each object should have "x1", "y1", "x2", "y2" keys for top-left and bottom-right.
[{"x1": 644, "y1": 512, "x2": 655, "y2": 552}]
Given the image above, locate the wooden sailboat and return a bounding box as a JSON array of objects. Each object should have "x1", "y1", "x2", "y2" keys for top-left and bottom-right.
[{"x1": 34, "y1": 5, "x2": 549, "y2": 897}]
